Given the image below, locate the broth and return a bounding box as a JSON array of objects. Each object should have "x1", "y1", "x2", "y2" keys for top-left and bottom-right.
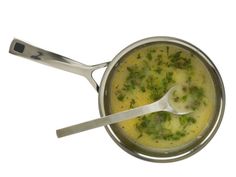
[{"x1": 109, "y1": 43, "x2": 216, "y2": 149}]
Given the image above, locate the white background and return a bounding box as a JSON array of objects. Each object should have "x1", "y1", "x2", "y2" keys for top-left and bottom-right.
[{"x1": 0, "y1": 0, "x2": 235, "y2": 176}]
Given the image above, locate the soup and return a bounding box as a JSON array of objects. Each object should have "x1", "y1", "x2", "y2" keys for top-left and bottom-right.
[{"x1": 108, "y1": 43, "x2": 216, "y2": 150}]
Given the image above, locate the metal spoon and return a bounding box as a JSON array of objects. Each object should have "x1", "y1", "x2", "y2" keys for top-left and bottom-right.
[{"x1": 56, "y1": 86, "x2": 191, "y2": 138}]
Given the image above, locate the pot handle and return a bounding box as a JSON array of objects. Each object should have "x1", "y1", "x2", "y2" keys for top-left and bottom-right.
[{"x1": 9, "y1": 39, "x2": 108, "y2": 91}]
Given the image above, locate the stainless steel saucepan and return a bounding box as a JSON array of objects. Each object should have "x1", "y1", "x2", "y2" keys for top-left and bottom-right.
[{"x1": 9, "y1": 37, "x2": 225, "y2": 162}]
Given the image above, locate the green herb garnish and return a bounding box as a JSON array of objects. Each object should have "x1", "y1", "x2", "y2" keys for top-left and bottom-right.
[
  {"x1": 181, "y1": 95, "x2": 188, "y2": 101},
  {"x1": 161, "y1": 72, "x2": 175, "y2": 93},
  {"x1": 155, "y1": 67, "x2": 162, "y2": 74},
  {"x1": 136, "y1": 112, "x2": 189, "y2": 141},
  {"x1": 137, "y1": 53, "x2": 141, "y2": 59},
  {"x1": 169, "y1": 51, "x2": 192, "y2": 69},
  {"x1": 124, "y1": 66, "x2": 146, "y2": 90},
  {"x1": 130, "y1": 99, "x2": 136, "y2": 108},
  {"x1": 146, "y1": 52, "x2": 152, "y2": 60},
  {"x1": 189, "y1": 86, "x2": 205, "y2": 110},
  {"x1": 117, "y1": 93, "x2": 125, "y2": 101},
  {"x1": 179, "y1": 115, "x2": 196, "y2": 129},
  {"x1": 166, "y1": 46, "x2": 169, "y2": 56}
]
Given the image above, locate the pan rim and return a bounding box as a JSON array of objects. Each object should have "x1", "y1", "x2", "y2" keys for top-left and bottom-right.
[{"x1": 98, "y1": 36, "x2": 225, "y2": 162}]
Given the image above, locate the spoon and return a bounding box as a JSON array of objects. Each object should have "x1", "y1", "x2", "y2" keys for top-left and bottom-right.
[{"x1": 56, "y1": 86, "x2": 191, "y2": 138}]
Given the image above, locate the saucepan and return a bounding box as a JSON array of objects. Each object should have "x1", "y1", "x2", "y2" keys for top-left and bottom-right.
[{"x1": 9, "y1": 37, "x2": 225, "y2": 162}]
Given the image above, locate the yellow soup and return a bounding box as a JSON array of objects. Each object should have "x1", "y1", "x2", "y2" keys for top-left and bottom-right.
[{"x1": 109, "y1": 43, "x2": 216, "y2": 150}]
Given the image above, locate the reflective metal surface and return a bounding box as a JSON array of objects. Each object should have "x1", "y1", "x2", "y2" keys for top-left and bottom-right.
[
  {"x1": 9, "y1": 37, "x2": 225, "y2": 162},
  {"x1": 9, "y1": 39, "x2": 108, "y2": 91},
  {"x1": 98, "y1": 37, "x2": 225, "y2": 162}
]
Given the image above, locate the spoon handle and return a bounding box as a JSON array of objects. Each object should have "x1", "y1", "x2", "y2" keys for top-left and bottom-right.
[{"x1": 56, "y1": 97, "x2": 166, "y2": 138}]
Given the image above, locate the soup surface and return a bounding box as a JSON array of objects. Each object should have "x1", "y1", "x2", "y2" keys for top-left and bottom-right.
[{"x1": 109, "y1": 43, "x2": 215, "y2": 150}]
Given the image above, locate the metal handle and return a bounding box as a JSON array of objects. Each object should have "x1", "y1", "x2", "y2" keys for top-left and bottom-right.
[
  {"x1": 56, "y1": 86, "x2": 191, "y2": 138},
  {"x1": 56, "y1": 94, "x2": 167, "y2": 138},
  {"x1": 9, "y1": 39, "x2": 108, "y2": 91}
]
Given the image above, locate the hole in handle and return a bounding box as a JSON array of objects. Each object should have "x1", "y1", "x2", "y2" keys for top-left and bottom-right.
[{"x1": 14, "y1": 42, "x2": 25, "y2": 53}]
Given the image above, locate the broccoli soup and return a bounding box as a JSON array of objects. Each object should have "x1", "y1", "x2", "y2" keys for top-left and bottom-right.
[{"x1": 109, "y1": 43, "x2": 216, "y2": 150}]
